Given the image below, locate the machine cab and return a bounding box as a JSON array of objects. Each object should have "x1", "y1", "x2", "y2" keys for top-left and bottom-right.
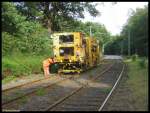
[{"x1": 51, "y1": 32, "x2": 86, "y2": 63}]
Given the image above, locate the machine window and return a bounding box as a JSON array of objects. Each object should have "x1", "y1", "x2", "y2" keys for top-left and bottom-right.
[
  {"x1": 59, "y1": 47, "x2": 74, "y2": 56},
  {"x1": 59, "y1": 35, "x2": 74, "y2": 43}
]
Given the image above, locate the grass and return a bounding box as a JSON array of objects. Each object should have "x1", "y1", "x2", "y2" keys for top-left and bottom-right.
[
  {"x1": 101, "y1": 87, "x2": 112, "y2": 93},
  {"x1": 124, "y1": 57, "x2": 148, "y2": 111},
  {"x1": 4, "y1": 91, "x2": 24, "y2": 102},
  {"x1": 2, "y1": 53, "x2": 49, "y2": 83},
  {"x1": 18, "y1": 96, "x2": 28, "y2": 104},
  {"x1": 2, "y1": 75, "x2": 17, "y2": 84},
  {"x1": 36, "y1": 88, "x2": 47, "y2": 96}
]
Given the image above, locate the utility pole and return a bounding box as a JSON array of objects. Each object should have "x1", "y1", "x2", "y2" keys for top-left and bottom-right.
[
  {"x1": 121, "y1": 41, "x2": 123, "y2": 55},
  {"x1": 90, "y1": 26, "x2": 92, "y2": 37},
  {"x1": 128, "y1": 29, "x2": 131, "y2": 56},
  {"x1": 103, "y1": 44, "x2": 105, "y2": 54},
  {"x1": 97, "y1": 32, "x2": 107, "y2": 54}
]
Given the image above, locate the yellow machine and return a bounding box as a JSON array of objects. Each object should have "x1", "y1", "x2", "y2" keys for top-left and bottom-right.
[
  {"x1": 51, "y1": 32, "x2": 102, "y2": 73},
  {"x1": 85, "y1": 37, "x2": 102, "y2": 68}
]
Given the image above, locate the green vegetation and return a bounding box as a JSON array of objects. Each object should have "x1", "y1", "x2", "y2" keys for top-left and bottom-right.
[
  {"x1": 2, "y1": 76, "x2": 17, "y2": 84},
  {"x1": 2, "y1": 2, "x2": 110, "y2": 82},
  {"x1": 14, "y1": 2, "x2": 100, "y2": 33},
  {"x1": 4, "y1": 91, "x2": 24, "y2": 102},
  {"x1": 2, "y1": 2, "x2": 148, "y2": 85},
  {"x1": 105, "y1": 5, "x2": 148, "y2": 57},
  {"x1": 2, "y1": 53, "x2": 48, "y2": 81},
  {"x1": 138, "y1": 58, "x2": 146, "y2": 68},
  {"x1": 101, "y1": 87, "x2": 112, "y2": 93},
  {"x1": 18, "y1": 96, "x2": 28, "y2": 104},
  {"x1": 3, "y1": 94, "x2": 15, "y2": 102},
  {"x1": 131, "y1": 54, "x2": 138, "y2": 61},
  {"x1": 125, "y1": 57, "x2": 148, "y2": 110},
  {"x1": 36, "y1": 88, "x2": 47, "y2": 96}
]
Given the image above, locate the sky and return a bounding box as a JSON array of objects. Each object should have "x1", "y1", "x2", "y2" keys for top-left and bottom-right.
[{"x1": 81, "y1": 2, "x2": 148, "y2": 35}]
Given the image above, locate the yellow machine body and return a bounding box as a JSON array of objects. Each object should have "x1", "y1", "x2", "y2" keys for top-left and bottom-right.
[
  {"x1": 51, "y1": 32, "x2": 102, "y2": 73},
  {"x1": 85, "y1": 37, "x2": 101, "y2": 68}
]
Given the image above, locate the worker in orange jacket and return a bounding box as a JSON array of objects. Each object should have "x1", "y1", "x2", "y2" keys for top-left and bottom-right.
[{"x1": 43, "y1": 57, "x2": 56, "y2": 78}]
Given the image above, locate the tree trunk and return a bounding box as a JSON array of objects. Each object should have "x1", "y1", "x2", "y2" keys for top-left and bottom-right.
[{"x1": 47, "y1": 19, "x2": 52, "y2": 34}]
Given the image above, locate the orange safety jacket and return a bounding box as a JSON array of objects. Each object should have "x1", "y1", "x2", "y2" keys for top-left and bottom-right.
[{"x1": 43, "y1": 58, "x2": 54, "y2": 67}]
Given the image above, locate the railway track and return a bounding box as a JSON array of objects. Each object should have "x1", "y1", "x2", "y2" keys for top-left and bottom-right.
[
  {"x1": 44, "y1": 60, "x2": 124, "y2": 111},
  {"x1": 2, "y1": 76, "x2": 53, "y2": 92},
  {"x1": 2, "y1": 59, "x2": 106, "y2": 93},
  {"x1": 2, "y1": 60, "x2": 112, "y2": 110},
  {"x1": 2, "y1": 76, "x2": 73, "y2": 106},
  {"x1": 2, "y1": 59, "x2": 120, "y2": 111},
  {"x1": 98, "y1": 62, "x2": 125, "y2": 111}
]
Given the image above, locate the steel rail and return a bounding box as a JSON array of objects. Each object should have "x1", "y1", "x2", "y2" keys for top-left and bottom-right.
[
  {"x1": 2, "y1": 76, "x2": 72, "y2": 106},
  {"x1": 2, "y1": 59, "x2": 106, "y2": 93},
  {"x1": 2, "y1": 60, "x2": 108, "y2": 106},
  {"x1": 2, "y1": 76, "x2": 52, "y2": 92},
  {"x1": 45, "y1": 62, "x2": 115, "y2": 111},
  {"x1": 98, "y1": 62, "x2": 125, "y2": 111}
]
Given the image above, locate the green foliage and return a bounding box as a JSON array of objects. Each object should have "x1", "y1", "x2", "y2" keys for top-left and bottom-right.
[
  {"x1": 138, "y1": 58, "x2": 146, "y2": 68},
  {"x1": 2, "y1": 2, "x2": 110, "y2": 81},
  {"x1": 2, "y1": 2, "x2": 26, "y2": 35},
  {"x1": 2, "y1": 2, "x2": 102, "y2": 56},
  {"x1": 2, "y1": 32, "x2": 16, "y2": 55},
  {"x1": 101, "y1": 87, "x2": 111, "y2": 93},
  {"x1": 121, "y1": 6, "x2": 148, "y2": 56},
  {"x1": 18, "y1": 96, "x2": 28, "y2": 104},
  {"x1": 2, "y1": 75, "x2": 17, "y2": 84},
  {"x1": 14, "y1": 2, "x2": 100, "y2": 33},
  {"x1": 15, "y1": 2, "x2": 43, "y2": 21},
  {"x1": 131, "y1": 54, "x2": 138, "y2": 61},
  {"x1": 126, "y1": 58, "x2": 148, "y2": 110},
  {"x1": 105, "y1": 35, "x2": 123, "y2": 55},
  {"x1": 60, "y1": 21, "x2": 110, "y2": 46},
  {"x1": 2, "y1": 54, "x2": 47, "y2": 78},
  {"x1": 105, "y1": 5, "x2": 148, "y2": 56},
  {"x1": 36, "y1": 88, "x2": 47, "y2": 96},
  {"x1": 2, "y1": 2, "x2": 52, "y2": 56}
]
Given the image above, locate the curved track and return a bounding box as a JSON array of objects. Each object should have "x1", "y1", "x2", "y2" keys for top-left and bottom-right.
[
  {"x1": 3, "y1": 59, "x2": 123, "y2": 111},
  {"x1": 2, "y1": 60, "x2": 113, "y2": 111},
  {"x1": 45, "y1": 60, "x2": 124, "y2": 111}
]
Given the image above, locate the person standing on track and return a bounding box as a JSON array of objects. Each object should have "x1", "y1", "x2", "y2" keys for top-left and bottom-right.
[{"x1": 43, "y1": 57, "x2": 56, "y2": 78}]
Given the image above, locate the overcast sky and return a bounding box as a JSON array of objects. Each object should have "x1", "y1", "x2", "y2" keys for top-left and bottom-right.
[{"x1": 81, "y1": 2, "x2": 148, "y2": 35}]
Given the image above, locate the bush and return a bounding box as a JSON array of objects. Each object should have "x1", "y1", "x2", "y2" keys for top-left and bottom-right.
[
  {"x1": 132, "y1": 54, "x2": 138, "y2": 61},
  {"x1": 2, "y1": 32, "x2": 16, "y2": 56},
  {"x1": 126, "y1": 56, "x2": 131, "y2": 59},
  {"x1": 2, "y1": 54, "x2": 47, "y2": 79},
  {"x1": 138, "y1": 58, "x2": 146, "y2": 68}
]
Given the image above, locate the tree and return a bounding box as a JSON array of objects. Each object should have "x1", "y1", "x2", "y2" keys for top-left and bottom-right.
[
  {"x1": 2, "y1": 2, "x2": 26, "y2": 36},
  {"x1": 121, "y1": 5, "x2": 148, "y2": 56},
  {"x1": 14, "y1": 2, "x2": 100, "y2": 33},
  {"x1": 105, "y1": 35, "x2": 123, "y2": 55},
  {"x1": 2, "y1": 2, "x2": 52, "y2": 55},
  {"x1": 106, "y1": 5, "x2": 148, "y2": 56}
]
